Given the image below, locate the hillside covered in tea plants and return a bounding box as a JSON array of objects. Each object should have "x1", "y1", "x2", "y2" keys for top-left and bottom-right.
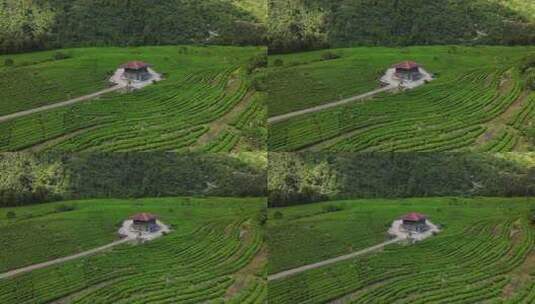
[
  {"x1": 268, "y1": 46, "x2": 535, "y2": 152},
  {"x1": 0, "y1": 45, "x2": 267, "y2": 152},
  {"x1": 0, "y1": 197, "x2": 266, "y2": 304},
  {"x1": 268, "y1": 197, "x2": 535, "y2": 304}
]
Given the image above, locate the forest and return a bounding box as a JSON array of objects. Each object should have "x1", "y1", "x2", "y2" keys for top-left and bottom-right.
[
  {"x1": 0, "y1": 153, "x2": 267, "y2": 207},
  {"x1": 268, "y1": 0, "x2": 535, "y2": 53},
  {"x1": 268, "y1": 153, "x2": 535, "y2": 206},
  {"x1": 0, "y1": 0, "x2": 266, "y2": 54}
]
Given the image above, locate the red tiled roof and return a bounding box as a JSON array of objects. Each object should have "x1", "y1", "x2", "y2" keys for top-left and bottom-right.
[
  {"x1": 402, "y1": 212, "x2": 427, "y2": 222},
  {"x1": 121, "y1": 61, "x2": 150, "y2": 70},
  {"x1": 131, "y1": 213, "x2": 157, "y2": 222},
  {"x1": 393, "y1": 61, "x2": 420, "y2": 70}
]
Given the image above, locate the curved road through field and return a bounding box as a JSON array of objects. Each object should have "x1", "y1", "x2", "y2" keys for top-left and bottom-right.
[
  {"x1": 268, "y1": 85, "x2": 396, "y2": 124},
  {"x1": 0, "y1": 238, "x2": 129, "y2": 280},
  {"x1": 268, "y1": 237, "x2": 403, "y2": 281},
  {"x1": 0, "y1": 86, "x2": 123, "y2": 124}
]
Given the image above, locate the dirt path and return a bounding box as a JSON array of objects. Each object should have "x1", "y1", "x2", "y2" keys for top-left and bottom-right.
[
  {"x1": 475, "y1": 79, "x2": 530, "y2": 147},
  {"x1": 299, "y1": 124, "x2": 387, "y2": 152},
  {"x1": 195, "y1": 89, "x2": 256, "y2": 147},
  {"x1": 268, "y1": 237, "x2": 403, "y2": 281},
  {"x1": 328, "y1": 279, "x2": 393, "y2": 304},
  {"x1": 23, "y1": 125, "x2": 102, "y2": 152},
  {"x1": 299, "y1": 129, "x2": 362, "y2": 152},
  {"x1": 51, "y1": 278, "x2": 122, "y2": 304},
  {"x1": 0, "y1": 239, "x2": 129, "y2": 280},
  {"x1": 268, "y1": 85, "x2": 396, "y2": 124},
  {"x1": 0, "y1": 86, "x2": 122, "y2": 124}
]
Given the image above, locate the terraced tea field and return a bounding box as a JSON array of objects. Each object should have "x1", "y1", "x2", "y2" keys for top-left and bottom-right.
[
  {"x1": 268, "y1": 197, "x2": 535, "y2": 303},
  {"x1": 0, "y1": 46, "x2": 266, "y2": 152},
  {"x1": 0, "y1": 197, "x2": 266, "y2": 303},
  {"x1": 268, "y1": 46, "x2": 535, "y2": 152}
]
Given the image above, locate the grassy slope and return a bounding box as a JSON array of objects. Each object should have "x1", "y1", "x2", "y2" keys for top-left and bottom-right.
[
  {"x1": 0, "y1": 45, "x2": 266, "y2": 152},
  {"x1": 268, "y1": 47, "x2": 414, "y2": 116},
  {"x1": 267, "y1": 46, "x2": 529, "y2": 116},
  {"x1": 0, "y1": 197, "x2": 266, "y2": 303},
  {"x1": 268, "y1": 197, "x2": 535, "y2": 303},
  {"x1": 0, "y1": 46, "x2": 252, "y2": 115},
  {"x1": 268, "y1": 46, "x2": 535, "y2": 152}
]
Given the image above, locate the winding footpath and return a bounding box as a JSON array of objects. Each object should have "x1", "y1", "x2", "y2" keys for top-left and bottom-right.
[
  {"x1": 268, "y1": 85, "x2": 396, "y2": 124},
  {"x1": 0, "y1": 239, "x2": 129, "y2": 280},
  {"x1": 268, "y1": 237, "x2": 403, "y2": 281},
  {"x1": 0, "y1": 86, "x2": 123, "y2": 124}
]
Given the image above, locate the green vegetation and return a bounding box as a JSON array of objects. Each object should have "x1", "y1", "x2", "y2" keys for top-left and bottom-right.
[
  {"x1": 0, "y1": 153, "x2": 267, "y2": 207},
  {"x1": 234, "y1": 0, "x2": 268, "y2": 22},
  {"x1": 268, "y1": 197, "x2": 535, "y2": 303},
  {"x1": 0, "y1": 197, "x2": 266, "y2": 303},
  {"x1": 0, "y1": 0, "x2": 266, "y2": 54},
  {"x1": 268, "y1": 0, "x2": 535, "y2": 53},
  {"x1": 0, "y1": 45, "x2": 266, "y2": 152},
  {"x1": 268, "y1": 46, "x2": 535, "y2": 152},
  {"x1": 268, "y1": 153, "x2": 535, "y2": 207}
]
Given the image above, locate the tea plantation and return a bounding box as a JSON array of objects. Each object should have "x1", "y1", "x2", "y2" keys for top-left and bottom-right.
[
  {"x1": 0, "y1": 197, "x2": 266, "y2": 303},
  {"x1": 268, "y1": 197, "x2": 535, "y2": 303},
  {"x1": 0, "y1": 46, "x2": 266, "y2": 152},
  {"x1": 268, "y1": 46, "x2": 535, "y2": 152}
]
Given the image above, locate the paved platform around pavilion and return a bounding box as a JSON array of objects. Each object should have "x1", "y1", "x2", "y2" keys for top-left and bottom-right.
[
  {"x1": 388, "y1": 219, "x2": 441, "y2": 242},
  {"x1": 109, "y1": 67, "x2": 162, "y2": 90},
  {"x1": 118, "y1": 219, "x2": 171, "y2": 242},
  {"x1": 380, "y1": 67, "x2": 434, "y2": 89}
]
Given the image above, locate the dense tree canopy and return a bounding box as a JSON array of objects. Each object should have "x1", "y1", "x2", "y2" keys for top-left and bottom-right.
[
  {"x1": 268, "y1": 153, "x2": 535, "y2": 206},
  {"x1": 0, "y1": 153, "x2": 267, "y2": 207},
  {"x1": 0, "y1": 0, "x2": 266, "y2": 54},
  {"x1": 268, "y1": 0, "x2": 535, "y2": 53}
]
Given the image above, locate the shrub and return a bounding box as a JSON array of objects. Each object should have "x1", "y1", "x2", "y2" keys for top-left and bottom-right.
[
  {"x1": 6, "y1": 211, "x2": 16, "y2": 219},
  {"x1": 257, "y1": 208, "x2": 267, "y2": 225},
  {"x1": 246, "y1": 54, "x2": 267, "y2": 74},
  {"x1": 251, "y1": 74, "x2": 267, "y2": 92},
  {"x1": 53, "y1": 52, "x2": 70, "y2": 60},
  {"x1": 320, "y1": 51, "x2": 341, "y2": 61},
  {"x1": 273, "y1": 211, "x2": 284, "y2": 219},
  {"x1": 55, "y1": 204, "x2": 76, "y2": 213},
  {"x1": 273, "y1": 59, "x2": 284, "y2": 67},
  {"x1": 4, "y1": 58, "x2": 14, "y2": 66},
  {"x1": 526, "y1": 127, "x2": 535, "y2": 145},
  {"x1": 322, "y1": 204, "x2": 344, "y2": 213}
]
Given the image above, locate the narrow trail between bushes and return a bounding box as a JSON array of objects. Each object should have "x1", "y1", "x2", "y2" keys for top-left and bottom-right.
[
  {"x1": 0, "y1": 239, "x2": 129, "y2": 280},
  {"x1": 268, "y1": 237, "x2": 403, "y2": 281},
  {"x1": 195, "y1": 89, "x2": 255, "y2": 148},
  {"x1": 268, "y1": 85, "x2": 396, "y2": 124},
  {"x1": 0, "y1": 86, "x2": 123, "y2": 124}
]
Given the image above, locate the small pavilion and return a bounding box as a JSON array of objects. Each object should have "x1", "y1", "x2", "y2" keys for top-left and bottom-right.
[
  {"x1": 131, "y1": 213, "x2": 160, "y2": 232},
  {"x1": 393, "y1": 61, "x2": 423, "y2": 81},
  {"x1": 401, "y1": 212, "x2": 428, "y2": 232},
  {"x1": 121, "y1": 61, "x2": 152, "y2": 81}
]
